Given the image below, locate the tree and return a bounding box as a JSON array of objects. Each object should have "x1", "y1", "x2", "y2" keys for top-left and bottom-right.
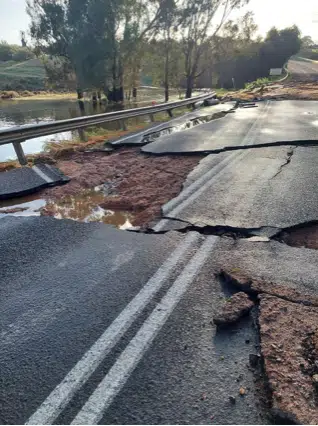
[
  {"x1": 210, "y1": 18, "x2": 302, "y2": 90},
  {"x1": 27, "y1": 0, "x2": 164, "y2": 101},
  {"x1": 179, "y1": 0, "x2": 249, "y2": 98},
  {"x1": 0, "y1": 41, "x2": 35, "y2": 62},
  {"x1": 238, "y1": 11, "x2": 258, "y2": 42},
  {"x1": 262, "y1": 25, "x2": 301, "y2": 70},
  {"x1": 301, "y1": 35, "x2": 314, "y2": 48},
  {"x1": 0, "y1": 41, "x2": 15, "y2": 61}
]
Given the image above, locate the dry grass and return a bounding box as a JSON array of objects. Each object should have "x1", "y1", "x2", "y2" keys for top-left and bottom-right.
[
  {"x1": 0, "y1": 159, "x2": 21, "y2": 172},
  {"x1": 17, "y1": 92, "x2": 77, "y2": 101},
  {"x1": 42, "y1": 123, "x2": 149, "y2": 157}
]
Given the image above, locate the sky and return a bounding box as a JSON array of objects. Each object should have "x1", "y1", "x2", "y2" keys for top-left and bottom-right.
[{"x1": 0, "y1": 0, "x2": 318, "y2": 45}]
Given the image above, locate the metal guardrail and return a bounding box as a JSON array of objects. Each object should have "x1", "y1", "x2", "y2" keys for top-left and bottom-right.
[{"x1": 0, "y1": 92, "x2": 216, "y2": 165}]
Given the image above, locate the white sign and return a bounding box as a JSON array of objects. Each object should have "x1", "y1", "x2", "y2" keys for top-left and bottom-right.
[{"x1": 270, "y1": 68, "x2": 283, "y2": 76}]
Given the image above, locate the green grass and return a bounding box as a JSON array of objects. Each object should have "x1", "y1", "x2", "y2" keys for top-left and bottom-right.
[
  {"x1": 214, "y1": 88, "x2": 234, "y2": 96},
  {"x1": 244, "y1": 75, "x2": 285, "y2": 91},
  {"x1": 0, "y1": 58, "x2": 46, "y2": 90}
]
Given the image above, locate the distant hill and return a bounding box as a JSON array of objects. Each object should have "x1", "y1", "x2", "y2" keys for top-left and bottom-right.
[{"x1": 0, "y1": 58, "x2": 47, "y2": 91}]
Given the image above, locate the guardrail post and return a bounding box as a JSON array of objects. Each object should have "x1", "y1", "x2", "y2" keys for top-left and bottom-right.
[
  {"x1": 121, "y1": 119, "x2": 127, "y2": 131},
  {"x1": 13, "y1": 141, "x2": 28, "y2": 166},
  {"x1": 149, "y1": 113, "x2": 155, "y2": 122},
  {"x1": 78, "y1": 128, "x2": 87, "y2": 141},
  {"x1": 167, "y1": 109, "x2": 173, "y2": 118}
]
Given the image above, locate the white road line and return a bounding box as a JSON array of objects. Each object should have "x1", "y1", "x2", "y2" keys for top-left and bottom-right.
[
  {"x1": 155, "y1": 101, "x2": 272, "y2": 231},
  {"x1": 71, "y1": 236, "x2": 218, "y2": 425},
  {"x1": 32, "y1": 165, "x2": 54, "y2": 184},
  {"x1": 25, "y1": 232, "x2": 201, "y2": 425}
]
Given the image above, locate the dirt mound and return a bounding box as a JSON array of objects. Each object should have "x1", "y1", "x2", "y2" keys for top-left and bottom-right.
[
  {"x1": 223, "y1": 82, "x2": 318, "y2": 101},
  {"x1": 41, "y1": 148, "x2": 203, "y2": 227}
]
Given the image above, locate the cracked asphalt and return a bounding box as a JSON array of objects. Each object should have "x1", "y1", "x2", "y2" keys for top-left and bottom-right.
[
  {"x1": 142, "y1": 100, "x2": 318, "y2": 155},
  {"x1": 157, "y1": 144, "x2": 318, "y2": 235},
  {"x1": 1, "y1": 59, "x2": 318, "y2": 425}
]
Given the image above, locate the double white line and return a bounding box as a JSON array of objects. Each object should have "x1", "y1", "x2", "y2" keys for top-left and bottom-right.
[
  {"x1": 27, "y1": 100, "x2": 267, "y2": 424},
  {"x1": 26, "y1": 233, "x2": 218, "y2": 425}
]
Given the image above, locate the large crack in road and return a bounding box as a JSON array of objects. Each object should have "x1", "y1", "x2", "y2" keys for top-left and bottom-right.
[{"x1": 216, "y1": 269, "x2": 318, "y2": 424}]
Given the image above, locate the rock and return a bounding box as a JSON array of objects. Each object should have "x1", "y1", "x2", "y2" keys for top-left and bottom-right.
[
  {"x1": 220, "y1": 270, "x2": 318, "y2": 308},
  {"x1": 229, "y1": 396, "x2": 236, "y2": 404},
  {"x1": 213, "y1": 292, "x2": 254, "y2": 326},
  {"x1": 239, "y1": 387, "x2": 246, "y2": 396},
  {"x1": 312, "y1": 374, "x2": 318, "y2": 384},
  {"x1": 204, "y1": 98, "x2": 220, "y2": 106}
]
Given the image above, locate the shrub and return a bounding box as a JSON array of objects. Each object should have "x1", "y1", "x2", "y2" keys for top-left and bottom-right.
[{"x1": 0, "y1": 90, "x2": 20, "y2": 99}]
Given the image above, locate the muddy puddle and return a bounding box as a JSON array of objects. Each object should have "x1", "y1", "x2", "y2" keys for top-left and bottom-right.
[
  {"x1": 0, "y1": 197, "x2": 46, "y2": 217},
  {"x1": 0, "y1": 190, "x2": 134, "y2": 230}
]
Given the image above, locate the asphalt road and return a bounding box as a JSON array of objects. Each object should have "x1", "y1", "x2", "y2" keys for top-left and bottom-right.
[
  {"x1": 110, "y1": 103, "x2": 235, "y2": 147},
  {"x1": 0, "y1": 164, "x2": 69, "y2": 200},
  {"x1": 0, "y1": 216, "x2": 185, "y2": 424},
  {"x1": 288, "y1": 57, "x2": 318, "y2": 76},
  {"x1": 156, "y1": 144, "x2": 318, "y2": 234},
  {"x1": 1, "y1": 98, "x2": 318, "y2": 425},
  {"x1": 142, "y1": 100, "x2": 318, "y2": 155},
  {"x1": 0, "y1": 217, "x2": 266, "y2": 425}
]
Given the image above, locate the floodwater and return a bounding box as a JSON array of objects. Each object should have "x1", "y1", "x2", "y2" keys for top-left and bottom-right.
[
  {"x1": 0, "y1": 190, "x2": 134, "y2": 229},
  {"x1": 0, "y1": 99, "x2": 128, "y2": 162},
  {"x1": 0, "y1": 87, "x2": 169, "y2": 162}
]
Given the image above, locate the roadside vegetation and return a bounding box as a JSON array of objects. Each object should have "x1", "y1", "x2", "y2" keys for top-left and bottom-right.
[
  {"x1": 0, "y1": 0, "x2": 306, "y2": 103},
  {"x1": 297, "y1": 35, "x2": 318, "y2": 61},
  {"x1": 0, "y1": 41, "x2": 46, "y2": 91},
  {"x1": 243, "y1": 73, "x2": 288, "y2": 91}
]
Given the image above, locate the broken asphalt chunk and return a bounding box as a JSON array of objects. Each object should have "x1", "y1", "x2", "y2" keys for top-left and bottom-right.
[{"x1": 213, "y1": 292, "x2": 254, "y2": 326}]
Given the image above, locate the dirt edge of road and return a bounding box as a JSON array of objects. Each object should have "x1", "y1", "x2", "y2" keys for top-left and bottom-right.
[
  {"x1": 39, "y1": 147, "x2": 204, "y2": 227},
  {"x1": 216, "y1": 269, "x2": 318, "y2": 424},
  {"x1": 223, "y1": 81, "x2": 318, "y2": 102}
]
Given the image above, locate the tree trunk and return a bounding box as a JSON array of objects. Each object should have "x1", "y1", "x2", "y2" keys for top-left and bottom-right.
[
  {"x1": 164, "y1": 47, "x2": 169, "y2": 101},
  {"x1": 185, "y1": 77, "x2": 193, "y2": 98},
  {"x1": 77, "y1": 88, "x2": 83, "y2": 100},
  {"x1": 119, "y1": 86, "x2": 124, "y2": 102},
  {"x1": 164, "y1": 82, "x2": 169, "y2": 103},
  {"x1": 118, "y1": 57, "x2": 124, "y2": 102},
  {"x1": 92, "y1": 91, "x2": 97, "y2": 107},
  {"x1": 77, "y1": 88, "x2": 85, "y2": 114},
  {"x1": 164, "y1": 27, "x2": 170, "y2": 103}
]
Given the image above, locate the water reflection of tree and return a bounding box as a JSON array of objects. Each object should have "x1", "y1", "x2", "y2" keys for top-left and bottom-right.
[{"x1": 1, "y1": 98, "x2": 147, "y2": 133}]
